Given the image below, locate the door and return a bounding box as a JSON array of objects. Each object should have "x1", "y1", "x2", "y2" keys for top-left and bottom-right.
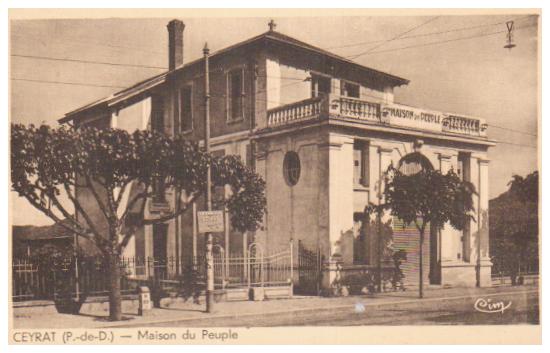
[{"x1": 153, "y1": 224, "x2": 168, "y2": 279}]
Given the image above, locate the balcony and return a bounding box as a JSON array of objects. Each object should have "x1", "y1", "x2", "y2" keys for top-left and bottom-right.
[{"x1": 266, "y1": 94, "x2": 487, "y2": 138}]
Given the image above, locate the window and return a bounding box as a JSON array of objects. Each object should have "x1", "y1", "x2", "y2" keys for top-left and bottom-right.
[
  {"x1": 311, "y1": 74, "x2": 331, "y2": 98},
  {"x1": 179, "y1": 85, "x2": 193, "y2": 132},
  {"x1": 283, "y1": 151, "x2": 301, "y2": 186},
  {"x1": 341, "y1": 81, "x2": 360, "y2": 98},
  {"x1": 152, "y1": 173, "x2": 166, "y2": 204},
  {"x1": 151, "y1": 95, "x2": 164, "y2": 134},
  {"x1": 227, "y1": 68, "x2": 244, "y2": 121},
  {"x1": 353, "y1": 141, "x2": 369, "y2": 187},
  {"x1": 398, "y1": 152, "x2": 433, "y2": 176},
  {"x1": 457, "y1": 152, "x2": 470, "y2": 181}
]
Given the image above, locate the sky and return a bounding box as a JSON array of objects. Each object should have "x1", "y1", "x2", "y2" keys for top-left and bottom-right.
[{"x1": 9, "y1": 13, "x2": 539, "y2": 226}]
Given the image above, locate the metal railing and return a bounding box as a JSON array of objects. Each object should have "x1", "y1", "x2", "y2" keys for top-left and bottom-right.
[
  {"x1": 12, "y1": 242, "x2": 294, "y2": 302},
  {"x1": 12, "y1": 257, "x2": 137, "y2": 302}
]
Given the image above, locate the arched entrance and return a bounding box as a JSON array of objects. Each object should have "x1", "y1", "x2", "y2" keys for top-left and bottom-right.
[{"x1": 392, "y1": 152, "x2": 441, "y2": 285}]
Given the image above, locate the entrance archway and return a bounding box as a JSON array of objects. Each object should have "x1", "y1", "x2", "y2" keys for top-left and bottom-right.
[{"x1": 393, "y1": 152, "x2": 441, "y2": 285}]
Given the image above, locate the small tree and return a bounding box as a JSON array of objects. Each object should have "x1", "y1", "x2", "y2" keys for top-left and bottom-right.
[
  {"x1": 11, "y1": 124, "x2": 266, "y2": 320},
  {"x1": 368, "y1": 166, "x2": 475, "y2": 298},
  {"x1": 490, "y1": 171, "x2": 538, "y2": 281}
]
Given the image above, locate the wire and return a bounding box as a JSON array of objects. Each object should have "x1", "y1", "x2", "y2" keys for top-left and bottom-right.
[
  {"x1": 11, "y1": 54, "x2": 167, "y2": 70},
  {"x1": 488, "y1": 124, "x2": 537, "y2": 137},
  {"x1": 348, "y1": 16, "x2": 441, "y2": 59},
  {"x1": 350, "y1": 24, "x2": 536, "y2": 56},
  {"x1": 327, "y1": 15, "x2": 533, "y2": 50},
  {"x1": 11, "y1": 77, "x2": 127, "y2": 89},
  {"x1": 11, "y1": 32, "x2": 165, "y2": 56},
  {"x1": 498, "y1": 141, "x2": 537, "y2": 149}
]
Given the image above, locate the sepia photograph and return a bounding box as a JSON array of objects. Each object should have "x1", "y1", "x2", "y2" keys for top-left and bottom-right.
[{"x1": 7, "y1": 7, "x2": 541, "y2": 344}]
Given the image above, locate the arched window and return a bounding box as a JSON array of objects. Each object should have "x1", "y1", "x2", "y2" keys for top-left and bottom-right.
[{"x1": 398, "y1": 152, "x2": 433, "y2": 175}]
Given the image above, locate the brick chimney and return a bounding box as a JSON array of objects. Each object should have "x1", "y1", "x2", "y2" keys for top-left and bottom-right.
[{"x1": 167, "y1": 19, "x2": 185, "y2": 70}]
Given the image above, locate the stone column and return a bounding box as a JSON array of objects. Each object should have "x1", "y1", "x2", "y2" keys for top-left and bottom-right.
[
  {"x1": 253, "y1": 144, "x2": 269, "y2": 247},
  {"x1": 111, "y1": 110, "x2": 118, "y2": 128},
  {"x1": 328, "y1": 134, "x2": 355, "y2": 261},
  {"x1": 475, "y1": 158, "x2": 492, "y2": 287},
  {"x1": 438, "y1": 153, "x2": 455, "y2": 263},
  {"x1": 319, "y1": 133, "x2": 354, "y2": 290}
]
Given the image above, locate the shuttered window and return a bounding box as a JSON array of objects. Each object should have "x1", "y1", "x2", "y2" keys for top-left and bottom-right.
[
  {"x1": 179, "y1": 85, "x2": 193, "y2": 132},
  {"x1": 353, "y1": 141, "x2": 369, "y2": 187},
  {"x1": 227, "y1": 68, "x2": 244, "y2": 121},
  {"x1": 151, "y1": 95, "x2": 164, "y2": 134}
]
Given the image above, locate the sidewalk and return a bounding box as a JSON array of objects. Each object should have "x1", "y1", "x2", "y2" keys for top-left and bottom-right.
[{"x1": 12, "y1": 284, "x2": 538, "y2": 329}]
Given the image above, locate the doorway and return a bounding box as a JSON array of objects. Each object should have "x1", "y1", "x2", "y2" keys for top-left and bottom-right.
[{"x1": 153, "y1": 223, "x2": 168, "y2": 279}]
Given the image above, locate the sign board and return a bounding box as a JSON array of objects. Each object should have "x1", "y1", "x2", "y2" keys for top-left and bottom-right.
[
  {"x1": 197, "y1": 210, "x2": 225, "y2": 233},
  {"x1": 381, "y1": 104, "x2": 446, "y2": 133}
]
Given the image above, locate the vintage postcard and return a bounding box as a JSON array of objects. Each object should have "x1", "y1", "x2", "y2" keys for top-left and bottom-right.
[{"x1": 7, "y1": 8, "x2": 541, "y2": 344}]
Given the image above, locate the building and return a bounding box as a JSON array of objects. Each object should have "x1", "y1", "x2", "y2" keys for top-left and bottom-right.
[
  {"x1": 60, "y1": 19, "x2": 495, "y2": 290},
  {"x1": 12, "y1": 219, "x2": 103, "y2": 259}
]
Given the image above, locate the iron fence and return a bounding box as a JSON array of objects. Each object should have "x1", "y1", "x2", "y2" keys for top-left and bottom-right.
[
  {"x1": 12, "y1": 242, "x2": 294, "y2": 302},
  {"x1": 12, "y1": 257, "x2": 136, "y2": 302}
]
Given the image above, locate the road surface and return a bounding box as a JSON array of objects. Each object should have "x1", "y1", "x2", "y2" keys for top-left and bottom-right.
[{"x1": 139, "y1": 289, "x2": 539, "y2": 326}]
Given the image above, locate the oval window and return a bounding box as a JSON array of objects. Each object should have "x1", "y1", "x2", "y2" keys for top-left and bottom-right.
[{"x1": 283, "y1": 151, "x2": 301, "y2": 186}]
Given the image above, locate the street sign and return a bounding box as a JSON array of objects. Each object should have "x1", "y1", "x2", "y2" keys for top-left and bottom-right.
[{"x1": 197, "y1": 210, "x2": 225, "y2": 233}]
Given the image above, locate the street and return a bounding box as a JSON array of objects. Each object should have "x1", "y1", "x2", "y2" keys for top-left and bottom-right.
[{"x1": 137, "y1": 289, "x2": 539, "y2": 327}]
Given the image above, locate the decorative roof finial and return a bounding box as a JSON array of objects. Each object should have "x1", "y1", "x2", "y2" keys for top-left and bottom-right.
[
  {"x1": 268, "y1": 19, "x2": 277, "y2": 32},
  {"x1": 203, "y1": 42, "x2": 210, "y2": 55}
]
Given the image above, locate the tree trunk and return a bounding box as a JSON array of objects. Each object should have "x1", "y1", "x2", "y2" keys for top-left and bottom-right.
[
  {"x1": 108, "y1": 253, "x2": 122, "y2": 321},
  {"x1": 419, "y1": 230, "x2": 424, "y2": 299}
]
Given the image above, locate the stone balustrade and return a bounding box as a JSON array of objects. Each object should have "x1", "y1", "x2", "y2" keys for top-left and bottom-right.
[
  {"x1": 333, "y1": 96, "x2": 380, "y2": 122},
  {"x1": 442, "y1": 115, "x2": 488, "y2": 137},
  {"x1": 266, "y1": 95, "x2": 487, "y2": 138},
  {"x1": 267, "y1": 96, "x2": 323, "y2": 126}
]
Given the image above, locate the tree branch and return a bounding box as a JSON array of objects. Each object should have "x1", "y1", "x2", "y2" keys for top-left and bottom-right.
[
  {"x1": 63, "y1": 182, "x2": 107, "y2": 249},
  {"x1": 18, "y1": 190, "x2": 90, "y2": 239},
  {"x1": 118, "y1": 185, "x2": 150, "y2": 228},
  {"x1": 105, "y1": 185, "x2": 118, "y2": 223},
  {"x1": 114, "y1": 180, "x2": 131, "y2": 212}
]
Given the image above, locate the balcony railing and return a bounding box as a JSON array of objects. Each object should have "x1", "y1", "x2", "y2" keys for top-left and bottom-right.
[
  {"x1": 267, "y1": 96, "x2": 323, "y2": 127},
  {"x1": 266, "y1": 94, "x2": 487, "y2": 138},
  {"x1": 335, "y1": 96, "x2": 380, "y2": 122},
  {"x1": 443, "y1": 115, "x2": 488, "y2": 137}
]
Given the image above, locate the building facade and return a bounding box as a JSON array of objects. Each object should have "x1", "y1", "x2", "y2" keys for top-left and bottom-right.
[{"x1": 60, "y1": 19, "x2": 494, "y2": 289}]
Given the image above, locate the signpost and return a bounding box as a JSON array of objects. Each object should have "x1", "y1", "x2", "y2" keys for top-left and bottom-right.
[
  {"x1": 203, "y1": 42, "x2": 214, "y2": 313},
  {"x1": 197, "y1": 210, "x2": 225, "y2": 234}
]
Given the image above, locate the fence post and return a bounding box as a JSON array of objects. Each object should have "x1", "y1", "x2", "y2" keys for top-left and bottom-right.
[
  {"x1": 289, "y1": 239, "x2": 294, "y2": 296},
  {"x1": 260, "y1": 247, "x2": 265, "y2": 288},
  {"x1": 317, "y1": 247, "x2": 321, "y2": 295}
]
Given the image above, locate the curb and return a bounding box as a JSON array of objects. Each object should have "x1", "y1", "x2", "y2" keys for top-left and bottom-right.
[{"x1": 103, "y1": 288, "x2": 539, "y2": 328}]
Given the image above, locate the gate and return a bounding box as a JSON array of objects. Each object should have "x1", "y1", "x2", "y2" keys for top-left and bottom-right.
[
  {"x1": 212, "y1": 241, "x2": 293, "y2": 291},
  {"x1": 295, "y1": 241, "x2": 323, "y2": 295}
]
